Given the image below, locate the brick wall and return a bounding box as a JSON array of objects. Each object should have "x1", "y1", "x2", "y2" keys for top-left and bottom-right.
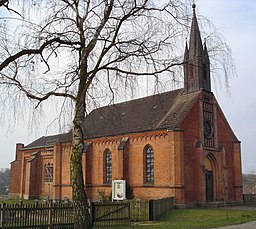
[{"x1": 9, "y1": 91, "x2": 242, "y2": 205}]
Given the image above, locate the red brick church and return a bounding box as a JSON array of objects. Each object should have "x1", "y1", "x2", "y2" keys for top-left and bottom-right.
[{"x1": 9, "y1": 5, "x2": 243, "y2": 207}]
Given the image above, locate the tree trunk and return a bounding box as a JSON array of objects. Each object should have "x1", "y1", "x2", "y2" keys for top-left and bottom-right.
[{"x1": 71, "y1": 97, "x2": 91, "y2": 228}]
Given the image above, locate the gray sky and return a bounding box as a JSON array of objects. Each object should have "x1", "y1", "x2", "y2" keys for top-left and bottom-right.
[
  {"x1": 1, "y1": 0, "x2": 255, "y2": 173},
  {"x1": 197, "y1": 0, "x2": 256, "y2": 173}
]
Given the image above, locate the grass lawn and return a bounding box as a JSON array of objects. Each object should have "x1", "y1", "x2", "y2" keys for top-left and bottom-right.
[{"x1": 109, "y1": 208, "x2": 256, "y2": 229}]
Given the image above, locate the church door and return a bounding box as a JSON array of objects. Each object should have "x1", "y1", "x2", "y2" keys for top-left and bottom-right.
[{"x1": 205, "y1": 171, "x2": 213, "y2": 202}]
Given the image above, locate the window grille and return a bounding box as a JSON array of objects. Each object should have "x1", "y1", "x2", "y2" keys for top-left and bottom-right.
[
  {"x1": 145, "y1": 146, "x2": 154, "y2": 184},
  {"x1": 104, "y1": 150, "x2": 112, "y2": 184},
  {"x1": 44, "y1": 163, "x2": 53, "y2": 182}
]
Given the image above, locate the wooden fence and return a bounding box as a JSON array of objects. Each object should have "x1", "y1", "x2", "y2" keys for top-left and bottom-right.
[
  {"x1": 0, "y1": 202, "x2": 73, "y2": 228},
  {"x1": 0, "y1": 197, "x2": 174, "y2": 228},
  {"x1": 92, "y1": 201, "x2": 130, "y2": 227},
  {"x1": 149, "y1": 196, "x2": 174, "y2": 221},
  {"x1": 243, "y1": 194, "x2": 256, "y2": 204},
  {"x1": 129, "y1": 199, "x2": 149, "y2": 222},
  {"x1": 92, "y1": 196, "x2": 174, "y2": 227}
]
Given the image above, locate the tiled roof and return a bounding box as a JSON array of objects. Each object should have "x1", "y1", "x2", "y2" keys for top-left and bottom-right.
[
  {"x1": 83, "y1": 88, "x2": 200, "y2": 138},
  {"x1": 24, "y1": 132, "x2": 72, "y2": 149},
  {"x1": 24, "y1": 88, "x2": 200, "y2": 148}
]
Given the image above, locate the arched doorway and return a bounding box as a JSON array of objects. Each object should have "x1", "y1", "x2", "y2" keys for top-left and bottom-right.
[{"x1": 204, "y1": 155, "x2": 216, "y2": 202}]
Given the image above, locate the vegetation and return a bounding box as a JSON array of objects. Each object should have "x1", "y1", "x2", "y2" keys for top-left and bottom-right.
[
  {"x1": 243, "y1": 173, "x2": 256, "y2": 194},
  {"x1": 120, "y1": 208, "x2": 256, "y2": 229},
  {"x1": 0, "y1": 168, "x2": 9, "y2": 195}
]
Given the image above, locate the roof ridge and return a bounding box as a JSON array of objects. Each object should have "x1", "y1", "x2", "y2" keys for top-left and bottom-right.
[{"x1": 92, "y1": 88, "x2": 183, "y2": 111}]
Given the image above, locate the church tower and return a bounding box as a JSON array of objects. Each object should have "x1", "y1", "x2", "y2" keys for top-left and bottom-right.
[{"x1": 184, "y1": 4, "x2": 211, "y2": 93}]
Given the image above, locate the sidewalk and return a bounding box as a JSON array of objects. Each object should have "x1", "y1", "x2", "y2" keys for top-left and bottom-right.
[
  {"x1": 216, "y1": 206, "x2": 256, "y2": 228},
  {"x1": 216, "y1": 221, "x2": 256, "y2": 229}
]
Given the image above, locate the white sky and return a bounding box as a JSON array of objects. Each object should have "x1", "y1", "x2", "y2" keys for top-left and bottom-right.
[
  {"x1": 197, "y1": 0, "x2": 256, "y2": 174},
  {"x1": 0, "y1": 0, "x2": 255, "y2": 173}
]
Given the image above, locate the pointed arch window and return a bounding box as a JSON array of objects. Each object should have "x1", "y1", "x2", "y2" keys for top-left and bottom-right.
[
  {"x1": 144, "y1": 145, "x2": 154, "y2": 184},
  {"x1": 44, "y1": 163, "x2": 53, "y2": 183},
  {"x1": 104, "y1": 149, "x2": 112, "y2": 184}
]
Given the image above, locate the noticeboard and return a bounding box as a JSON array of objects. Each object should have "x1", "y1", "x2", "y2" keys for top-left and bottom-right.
[{"x1": 112, "y1": 180, "x2": 126, "y2": 201}]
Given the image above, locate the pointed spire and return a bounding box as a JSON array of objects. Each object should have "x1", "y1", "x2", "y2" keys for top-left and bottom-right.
[
  {"x1": 203, "y1": 41, "x2": 209, "y2": 59},
  {"x1": 183, "y1": 3, "x2": 211, "y2": 93},
  {"x1": 189, "y1": 3, "x2": 203, "y2": 59},
  {"x1": 184, "y1": 39, "x2": 189, "y2": 61}
]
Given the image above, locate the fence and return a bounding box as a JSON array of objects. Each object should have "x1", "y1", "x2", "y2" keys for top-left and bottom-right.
[
  {"x1": 149, "y1": 196, "x2": 174, "y2": 221},
  {"x1": 0, "y1": 197, "x2": 174, "y2": 228},
  {"x1": 0, "y1": 202, "x2": 73, "y2": 229},
  {"x1": 92, "y1": 201, "x2": 130, "y2": 227},
  {"x1": 92, "y1": 196, "x2": 174, "y2": 227},
  {"x1": 129, "y1": 199, "x2": 149, "y2": 222},
  {"x1": 243, "y1": 194, "x2": 256, "y2": 204}
]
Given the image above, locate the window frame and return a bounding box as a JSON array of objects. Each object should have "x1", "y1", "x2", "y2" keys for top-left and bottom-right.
[
  {"x1": 103, "y1": 149, "x2": 112, "y2": 185},
  {"x1": 44, "y1": 163, "x2": 53, "y2": 183},
  {"x1": 144, "y1": 145, "x2": 154, "y2": 185}
]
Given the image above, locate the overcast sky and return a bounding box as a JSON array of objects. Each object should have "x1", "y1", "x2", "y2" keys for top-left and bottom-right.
[
  {"x1": 197, "y1": 0, "x2": 256, "y2": 173},
  {"x1": 0, "y1": 0, "x2": 255, "y2": 173}
]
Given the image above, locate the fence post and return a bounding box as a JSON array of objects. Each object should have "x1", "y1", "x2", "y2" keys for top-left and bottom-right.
[
  {"x1": 91, "y1": 202, "x2": 95, "y2": 227},
  {"x1": 0, "y1": 203, "x2": 4, "y2": 228},
  {"x1": 48, "y1": 202, "x2": 53, "y2": 229},
  {"x1": 128, "y1": 201, "x2": 131, "y2": 221},
  {"x1": 88, "y1": 200, "x2": 93, "y2": 227},
  {"x1": 149, "y1": 200, "x2": 153, "y2": 221}
]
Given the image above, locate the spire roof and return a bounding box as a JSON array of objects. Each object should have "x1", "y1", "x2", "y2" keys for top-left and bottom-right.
[
  {"x1": 183, "y1": 4, "x2": 211, "y2": 93},
  {"x1": 189, "y1": 4, "x2": 203, "y2": 58}
]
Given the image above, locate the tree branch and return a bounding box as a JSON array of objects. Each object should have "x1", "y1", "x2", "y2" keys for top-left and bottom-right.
[
  {"x1": 0, "y1": 38, "x2": 80, "y2": 71},
  {"x1": 1, "y1": 74, "x2": 76, "y2": 106},
  {"x1": 102, "y1": 62, "x2": 183, "y2": 77},
  {"x1": 0, "y1": 0, "x2": 8, "y2": 7}
]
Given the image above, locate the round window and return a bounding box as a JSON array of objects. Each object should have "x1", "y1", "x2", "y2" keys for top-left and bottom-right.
[{"x1": 204, "y1": 121, "x2": 212, "y2": 138}]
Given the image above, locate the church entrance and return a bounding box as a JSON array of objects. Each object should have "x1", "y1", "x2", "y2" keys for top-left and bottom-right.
[
  {"x1": 205, "y1": 171, "x2": 213, "y2": 202},
  {"x1": 204, "y1": 154, "x2": 216, "y2": 202}
]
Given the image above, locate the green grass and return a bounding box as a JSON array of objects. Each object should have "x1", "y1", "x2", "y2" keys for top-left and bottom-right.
[
  {"x1": 2, "y1": 199, "x2": 37, "y2": 204},
  {"x1": 106, "y1": 208, "x2": 256, "y2": 229}
]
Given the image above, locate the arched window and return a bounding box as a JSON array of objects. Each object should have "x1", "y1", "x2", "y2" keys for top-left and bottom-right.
[
  {"x1": 104, "y1": 149, "x2": 112, "y2": 184},
  {"x1": 44, "y1": 163, "x2": 53, "y2": 182},
  {"x1": 144, "y1": 145, "x2": 154, "y2": 184}
]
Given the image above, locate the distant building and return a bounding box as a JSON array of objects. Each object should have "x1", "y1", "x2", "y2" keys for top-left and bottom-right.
[
  {"x1": 9, "y1": 5, "x2": 243, "y2": 207},
  {"x1": 243, "y1": 174, "x2": 256, "y2": 194}
]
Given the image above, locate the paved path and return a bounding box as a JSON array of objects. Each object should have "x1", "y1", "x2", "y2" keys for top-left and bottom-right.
[
  {"x1": 216, "y1": 206, "x2": 256, "y2": 229},
  {"x1": 216, "y1": 221, "x2": 256, "y2": 229}
]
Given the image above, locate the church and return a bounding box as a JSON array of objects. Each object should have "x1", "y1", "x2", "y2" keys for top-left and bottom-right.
[{"x1": 9, "y1": 5, "x2": 243, "y2": 207}]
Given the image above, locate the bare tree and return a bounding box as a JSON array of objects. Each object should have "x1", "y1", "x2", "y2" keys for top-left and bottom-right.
[{"x1": 0, "y1": 1, "x2": 234, "y2": 228}]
